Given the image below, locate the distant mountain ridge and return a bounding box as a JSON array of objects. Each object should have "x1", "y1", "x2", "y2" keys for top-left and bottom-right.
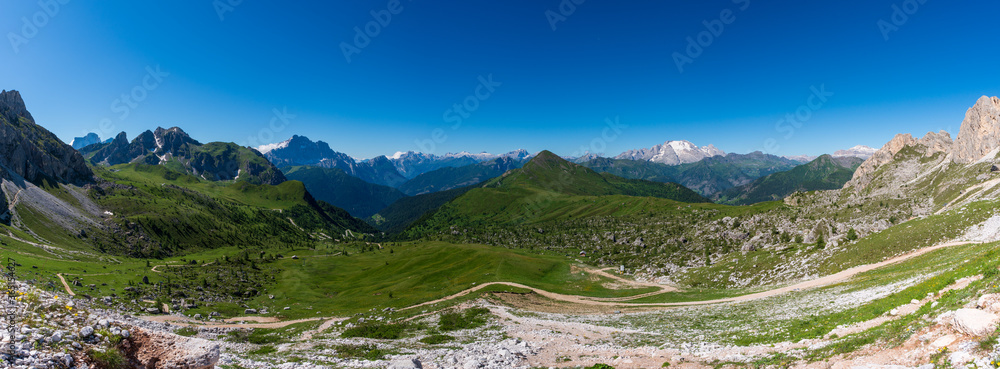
[
  {"x1": 615, "y1": 140, "x2": 724, "y2": 165},
  {"x1": 70, "y1": 132, "x2": 102, "y2": 150},
  {"x1": 580, "y1": 151, "x2": 800, "y2": 197},
  {"x1": 717, "y1": 154, "x2": 864, "y2": 205},
  {"x1": 282, "y1": 165, "x2": 407, "y2": 218},
  {"x1": 397, "y1": 156, "x2": 524, "y2": 196},
  {"x1": 259, "y1": 135, "x2": 533, "y2": 186},
  {"x1": 81, "y1": 127, "x2": 286, "y2": 185}
]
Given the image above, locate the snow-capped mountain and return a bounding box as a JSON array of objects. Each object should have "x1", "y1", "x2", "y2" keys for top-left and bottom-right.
[
  {"x1": 833, "y1": 145, "x2": 877, "y2": 159},
  {"x1": 615, "y1": 140, "x2": 725, "y2": 165}
]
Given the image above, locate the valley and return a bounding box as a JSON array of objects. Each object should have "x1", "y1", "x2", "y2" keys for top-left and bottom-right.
[{"x1": 1, "y1": 90, "x2": 1000, "y2": 369}]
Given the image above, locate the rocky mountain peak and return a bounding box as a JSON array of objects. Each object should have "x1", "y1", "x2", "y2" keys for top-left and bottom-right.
[
  {"x1": 0, "y1": 89, "x2": 93, "y2": 184},
  {"x1": 0, "y1": 89, "x2": 34, "y2": 124},
  {"x1": 951, "y1": 96, "x2": 1000, "y2": 163}
]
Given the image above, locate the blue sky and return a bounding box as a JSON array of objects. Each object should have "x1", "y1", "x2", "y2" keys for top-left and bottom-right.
[{"x1": 2, "y1": 1, "x2": 998, "y2": 159}]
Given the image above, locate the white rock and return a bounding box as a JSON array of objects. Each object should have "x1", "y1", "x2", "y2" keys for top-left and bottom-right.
[
  {"x1": 388, "y1": 358, "x2": 423, "y2": 369},
  {"x1": 952, "y1": 308, "x2": 999, "y2": 336}
]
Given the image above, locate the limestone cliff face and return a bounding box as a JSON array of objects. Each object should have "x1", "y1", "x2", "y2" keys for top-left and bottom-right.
[
  {"x1": 846, "y1": 96, "x2": 1000, "y2": 190},
  {"x1": 847, "y1": 133, "x2": 916, "y2": 188},
  {"x1": 0, "y1": 90, "x2": 93, "y2": 185},
  {"x1": 951, "y1": 96, "x2": 1000, "y2": 163}
]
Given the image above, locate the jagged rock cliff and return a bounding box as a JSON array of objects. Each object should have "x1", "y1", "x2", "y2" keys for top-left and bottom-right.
[
  {"x1": 0, "y1": 90, "x2": 93, "y2": 185},
  {"x1": 85, "y1": 127, "x2": 286, "y2": 185},
  {"x1": 847, "y1": 96, "x2": 1000, "y2": 190},
  {"x1": 952, "y1": 96, "x2": 1000, "y2": 164}
]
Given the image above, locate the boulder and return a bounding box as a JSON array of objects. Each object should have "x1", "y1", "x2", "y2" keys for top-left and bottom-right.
[
  {"x1": 120, "y1": 328, "x2": 220, "y2": 369},
  {"x1": 951, "y1": 308, "x2": 999, "y2": 336},
  {"x1": 388, "y1": 358, "x2": 423, "y2": 369},
  {"x1": 978, "y1": 294, "x2": 1000, "y2": 314}
]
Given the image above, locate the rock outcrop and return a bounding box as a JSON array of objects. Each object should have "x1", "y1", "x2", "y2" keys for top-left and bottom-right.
[
  {"x1": 120, "y1": 328, "x2": 221, "y2": 369},
  {"x1": 951, "y1": 96, "x2": 1000, "y2": 163},
  {"x1": 0, "y1": 90, "x2": 93, "y2": 185}
]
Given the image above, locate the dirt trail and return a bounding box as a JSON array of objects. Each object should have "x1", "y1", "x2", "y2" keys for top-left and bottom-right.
[
  {"x1": 137, "y1": 241, "x2": 975, "y2": 333},
  {"x1": 144, "y1": 315, "x2": 326, "y2": 329},
  {"x1": 56, "y1": 273, "x2": 75, "y2": 296},
  {"x1": 403, "y1": 241, "x2": 976, "y2": 310}
]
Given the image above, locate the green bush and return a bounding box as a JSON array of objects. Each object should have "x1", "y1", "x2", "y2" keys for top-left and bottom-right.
[
  {"x1": 175, "y1": 327, "x2": 198, "y2": 337},
  {"x1": 419, "y1": 334, "x2": 455, "y2": 345},
  {"x1": 341, "y1": 322, "x2": 409, "y2": 340},
  {"x1": 439, "y1": 308, "x2": 490, "y2": 332},
  {"x1": 248, "y1": 345, "x2": 277, "y2": 355},
  {"x1": 334, "y1": 344, "x2": 387, "y2": 360},
  {"x1": 87, "y1": 347, "x2": 127, "y2": 369}
]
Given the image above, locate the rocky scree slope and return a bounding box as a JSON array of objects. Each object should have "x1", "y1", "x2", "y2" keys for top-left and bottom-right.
[{"x1": 0, "y1": 279, "x2": 219, "y2": 369}]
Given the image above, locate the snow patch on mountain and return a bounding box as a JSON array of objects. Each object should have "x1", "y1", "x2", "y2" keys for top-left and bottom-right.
[
  {"x1": 256, "y1": 138, "x2": 292, "y2": 154},
  {"x1": 615, "y1": 140, "x2": 725, "y2": 165},
  {"x1": 833, "y1": 145, "x2": 877, "y2": 159}
]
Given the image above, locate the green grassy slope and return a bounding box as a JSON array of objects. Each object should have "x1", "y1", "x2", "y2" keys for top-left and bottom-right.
[
  {"x1": 716, "y1": 155, "x2": 863, "y2": 205},
  {"x1": 401, "y1": 151, "x2": 711, "y2": 239},
  {"x1": 369, "y1": 185, "x2": 477, "y2": 234},
  {"x1": 283, "y1": 166, "x2": 407, "y2": 218},
  {"x1": 87, "y1": 163, "x2": 374, "y2": 257}
]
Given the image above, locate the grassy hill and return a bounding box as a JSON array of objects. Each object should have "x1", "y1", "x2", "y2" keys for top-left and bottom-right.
[
  {"x1": 282, "y1": 166, "x2": 407, "y2": 218},
  {"x1": 369, "y1": 185, "x2": 477, "y2": 234},
  {"x1": 716, "y1": 155, "x2": 863, "y2": 205},
  {"x1": 79, "y1": 163, "x2": 375, "y2": 257},
  {"x1": 401, "y1": 151, "x2": 711, "y2": 238}
]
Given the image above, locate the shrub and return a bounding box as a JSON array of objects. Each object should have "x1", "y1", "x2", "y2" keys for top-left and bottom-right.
[
  {"x1": 334, "y1": 343, "x2": 387, "y2": 360},
  {"x1": 419, "y1": 334, "x2": 455, "y2": 345},
  {"x1": 175, "y1": 327, "x2": 198, "y2": 337},
  {"x1": 341, "y1": 322, "x2": 409, "y2": 340},
  {"x1": 87, "y1": 347, "x2": 127, "y2": 369},
  {"x1": 248, "y1": 345, "x2": 277, "y2": 355},
  {"x1": 439, "y1": 308, "x2": 490, "y2": 332}
]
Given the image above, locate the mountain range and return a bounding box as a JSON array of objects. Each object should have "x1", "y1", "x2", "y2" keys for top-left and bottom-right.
[
  {"x1": 614, "y1": 140, "x2": 725, "y2": 165},
  {"x1": 716, "y1": 154, "x2": 864, "y2": 205},
  {"x1": 80, "y1": 127, "x2": 286, "y2": 185}
]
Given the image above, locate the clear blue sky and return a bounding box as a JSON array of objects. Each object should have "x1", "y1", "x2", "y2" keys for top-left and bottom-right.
[{"x1": 3, "y1": 1, "x2": 999, "y2": 159}]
